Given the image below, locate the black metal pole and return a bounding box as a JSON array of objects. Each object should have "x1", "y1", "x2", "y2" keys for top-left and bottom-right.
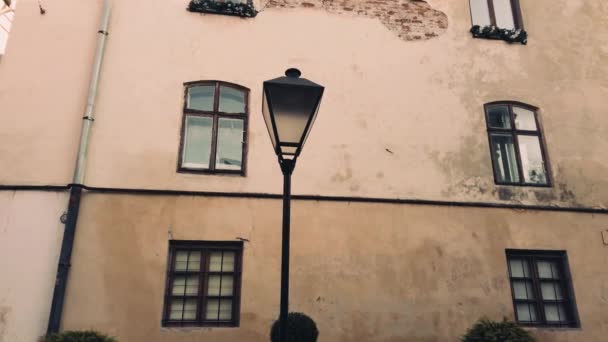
[
  {"x1": 47, "y1": 185, "x2": 83, "y2": 333},
  {"x1": 279, "y1": 159, "x2": 295, "y2": 342}
]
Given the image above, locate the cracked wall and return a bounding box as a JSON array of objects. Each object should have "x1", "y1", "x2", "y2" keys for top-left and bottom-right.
[{"x1": 265, "y1": 0, "x2": 448, "y2": 41}]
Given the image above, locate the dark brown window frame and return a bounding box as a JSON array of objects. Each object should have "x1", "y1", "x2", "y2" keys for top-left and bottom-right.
[
  {"x1": 506, "y1": 249, "x2": 580, "y2": 328},
  {"x1": 470, "y1": 0, "x2": 525, "y2": 29},
  {"x1": 162, "y1": 240, "x2": 244, "y2": 327},
  {"x1": 177, "y1": 81, "x2": 250, "y2": 176},
  {"x1": 485, "y1": 101, "x2": 552, "y2": 187}
]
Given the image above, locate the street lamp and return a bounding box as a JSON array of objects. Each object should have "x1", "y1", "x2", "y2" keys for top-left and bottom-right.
[{"x1": 262, "y1": 68, "x2": 324, "y2": 342}]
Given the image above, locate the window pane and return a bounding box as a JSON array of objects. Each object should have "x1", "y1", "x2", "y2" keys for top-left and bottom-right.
[
  {"x1": 175, "y1": 251, "x2": 188, "y2": 271},
  {"x1": 541, "y1": 281, "x2": 564, "y2": 300},
  {"x1": 206, "y1": 299, "x2": 219, "y2": 320},
  {"x1": 207, "y1": 275, "x2": 234, "y2": 296},
  {"x1": 188, "y1": 251, "x2": 201, "y2": 271},
  {"x1": 182, "y1": 116, "x2": 212, "y2": 169},
  {"x1": 222, "y1": 252, "x2": 235, "y2": 272},
  {"x1": 470, "y1": 0, "x2": 491, "y2": 27},
  {"x1": 169, "y1": 298, "x2": 197, "y2": 320},
  {"x1": 188, "y1": 85, "x2": 215, "y2": 111},
  {"x1": 209, "y1": 252, "x2": 222, "y2": 272},
  {"x1": 490, "y1": 133, "x2": 520, "y2": 183},
  {"x1": 219, "y1": 299, "x2": 233, "y2": 320},
  {"x1": 172, "y1": 276, "x2": 199, "y2": 296},
  {"x1": 183, "y1": 298, "x2": 198, "y2": 320},
  {"x1": 512, "y1": 280, "x2": 535, "y2": 300},
  {"x1": 487, "y1": 105, "x2": 511, "y2": 129},
  {"x1": 516, "y1": 303, "x2": 538, "y2": 322},
  {"x1": 216, "y1": 118, "x2": 244, "y2": 170},
  {"x1": 510, "y1": 258, "x2": 531, "y2": 278},
  {"x1": 169, "y1": 298, "x2": 184, "y2": 320},
  {"x1": 219, "y1": 86, "x2": 246, "y2": 113},
  {"x1": 537, "y1": 260, "x2": 560, "y2": 279},
  {"x1": 545, "y1": 303, "x2": 568, "y2": 323},
  {"x1": 209, "y1": 251, "x2": 235, "y2": 272},
  {"x1": 175, "y1": 251, "x2": 201, "y2": 271},
  {"x1": 513, "y1": 107, "x2": 537, "y2": 131},
  {"x1": 518, "y1": 135, "x2": 547, "y2": 185},
  {"x1": 493, "y1": 0, "x2": 516, "y2": 29}
]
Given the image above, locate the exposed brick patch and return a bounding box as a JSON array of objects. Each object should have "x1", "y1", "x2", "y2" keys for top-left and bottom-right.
[{"x1": 266, "y1": 0, "x2": 447, "y2": 41}]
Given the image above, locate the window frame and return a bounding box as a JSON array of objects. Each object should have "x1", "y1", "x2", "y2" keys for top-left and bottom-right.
[
  {"x1": 484, "y1": 101, "x2": 552, "y2": 187},
  {"x1": 505, "y1": 249, "x2": 580, "y2": 328},
  {"x1": 469, "y1": 0, "x2": 525, "y2": 30},
  {"x1": 162, "y1": 240, "x2": 244, "y2": 327},
  {"x1": 177, "y1": 80, "x2": 250, "y2": 176}
]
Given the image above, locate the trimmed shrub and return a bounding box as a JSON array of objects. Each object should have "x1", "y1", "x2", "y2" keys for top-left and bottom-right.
[
  {"x1": 270, "y1": 312, "x2": 319, "y2": 342},
  {"x1": 43, "y1": 330, "x2": 117, "y2": 342},
  {"x1": 462, "y1": 318, "x2": 536, "y2": 342}
]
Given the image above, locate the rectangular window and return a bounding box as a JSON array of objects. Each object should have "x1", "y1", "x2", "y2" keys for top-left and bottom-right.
[
  {"x1": 179, "y1": 81, "x2": 249, "y2": 175},
  {"x1": 469, "y1": 0, "x2": 523, "y2": 29},
  {"x1": 506, "y1": 250, "x2": 579, "y2": 327},
  {"x1": 485, "y1": 102, "x2": 550, "y2": 186},
  {"x1": 163, "y1": 241, "x2": 243, "y2": 327}
]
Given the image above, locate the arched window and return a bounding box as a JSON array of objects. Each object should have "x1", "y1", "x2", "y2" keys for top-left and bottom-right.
[
  {"x1": 485, "y1": 102, "x2": 550, "y2": 186},
  {"x1": 178, "y1": 81, "x2": 249, "y2": 175}
]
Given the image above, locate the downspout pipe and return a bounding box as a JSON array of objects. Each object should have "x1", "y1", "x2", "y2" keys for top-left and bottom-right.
[{"x1": 47, "y1": 0, "x2": 111, "y2": 334}]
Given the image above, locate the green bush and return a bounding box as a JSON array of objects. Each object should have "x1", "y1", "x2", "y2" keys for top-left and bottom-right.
[
  {"x1": 462, "y1": 318, "x2": 535, "y2": 342},
  {"x1": 270, "y1": 312, "x2": 319, "y2": 342},
  {"x1": 43, "y1": 330, "x2": 117, "y2": 342}
]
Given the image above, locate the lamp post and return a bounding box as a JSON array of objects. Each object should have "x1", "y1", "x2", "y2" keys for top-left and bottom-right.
[{"x1": 262, "y1": 68, "x2": 324, "y2": 342}]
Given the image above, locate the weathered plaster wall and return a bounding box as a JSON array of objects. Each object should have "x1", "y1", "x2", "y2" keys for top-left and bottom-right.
[
  {"x1": 0, "y1": 0, "x2": 607, "y2": 209},
  {"x1": 62, "y1": 194, "x2": 608, "y2": 341},
  {"x1": 264, "y1": 0, "x2": 448, "y2": 41},
  {"x1": 0, "y1": 191, "x2": 66, "y2": 342},
  {"x1": 0, "y1": 0, "x2": 100, "y2": 185},
  {"x1": 86, "y1": 0, "x2": 607, "y2": 209}
]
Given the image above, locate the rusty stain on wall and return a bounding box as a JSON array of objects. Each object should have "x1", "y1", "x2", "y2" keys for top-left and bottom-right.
[
  {"x1": 0, "y1": 306, "x2": 9, "y2": 342},
  {"x1": 265, "y1": 0, "x2": 448, "y2": 41}
]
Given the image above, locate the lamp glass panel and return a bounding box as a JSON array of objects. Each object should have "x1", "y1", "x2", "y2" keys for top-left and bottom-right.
[
  {"x1": 300, "y1": 98, "x2": 322, "y2": 150},
  {"x1": 280, "y1": 146, "x2": 297, "y2": 155},
  {"x1": 266, "y1": 84, "x2": 321, "y2": 145},
  {"x1": 262, "y1": 90, "x2": 277, "y2": 150}
]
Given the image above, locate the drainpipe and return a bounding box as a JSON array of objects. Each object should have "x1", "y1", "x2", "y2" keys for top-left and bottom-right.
[{"x1": 47, "y1": 0, "x2": 111, "y2": 333}]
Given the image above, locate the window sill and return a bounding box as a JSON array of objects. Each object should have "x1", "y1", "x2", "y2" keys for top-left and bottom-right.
[
  {"x1": 178, "y1": 167, "x2": 246, "y2": 177},
  {"x1": 470, "y1": 25, "x2": 528, "y2": 45},
  {"x1": 162, "y1": 322, "x2": 239, "y2": 328},
  {"x1": 521, "y1": 324, "x2": 581, "y2": 330},
  {"x1": 495, "y1": 182, "x2": 552, "y2": 188},
  {"x1": 188, "y1": 0, "x2": 257, "y2": 18}
]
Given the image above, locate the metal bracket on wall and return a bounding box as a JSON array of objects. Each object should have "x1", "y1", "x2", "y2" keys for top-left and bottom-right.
[{"x1": 602, "y1": 230, "x2": 608, "y2": 245}]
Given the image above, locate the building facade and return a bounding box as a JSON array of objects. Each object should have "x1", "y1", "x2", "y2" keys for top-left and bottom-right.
[{"x1": 1, "y1": 0, "x2": 607, "y2": 341}]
